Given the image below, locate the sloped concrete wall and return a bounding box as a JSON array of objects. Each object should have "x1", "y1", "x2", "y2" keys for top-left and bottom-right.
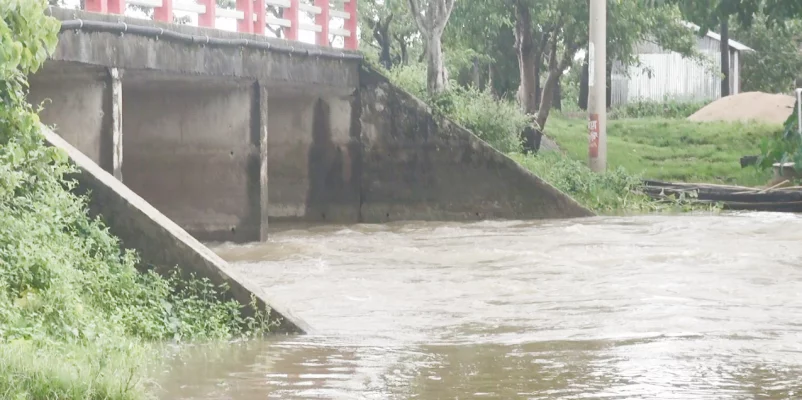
[
  {"x1": 357, "y1": 66, "x2": 594, "y2": 221},
  {"x1": 41, "y1": 125, "x2": 309, "y2": 334}
]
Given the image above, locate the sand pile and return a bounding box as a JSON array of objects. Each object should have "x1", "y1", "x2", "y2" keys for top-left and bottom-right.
[{"x1": 688, "y1": 91, "x2": 796, "y2": 124}]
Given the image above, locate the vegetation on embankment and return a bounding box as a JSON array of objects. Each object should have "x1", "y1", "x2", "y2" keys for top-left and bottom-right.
[
  {"x1": 543, "y1": 115, "x2": 777, "y2": 186},
  {"x1": 1, "y1": 2, "x2": 271, "y2": 399},
  {"x1": 383, "y1": 62, "x2": 775, "y2": 213},
  {"x1": 360, "y1": 0, "x2": 801, "y2": 213}
]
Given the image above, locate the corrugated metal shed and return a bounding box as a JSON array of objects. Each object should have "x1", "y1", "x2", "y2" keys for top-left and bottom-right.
[{"x1": 611, "y1": 29, "x2": 753, "y2": 106}]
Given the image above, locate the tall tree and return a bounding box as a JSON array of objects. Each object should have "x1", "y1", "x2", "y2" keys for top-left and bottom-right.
[
  {"x1": 407, "y1": 0, "x2": 457, "y2": 95},
  {"x1": 509, "y1": 0, "x2": 698, "y2": 151},
  {"x1": 360, "y1": 0, "x2": 418, "y2": 69},
  {"x1": 731, "y1": 15, "x2": 802, "y2": 93},
  {"x1": 578, "y1": 1, "x2": 700, "y2": 110},
  {"x1": 444, "y1": 0, "x2": 518, "y2": 96},
  {"x1": 644, "y1": 0, "x2": 802, "y2": 97},
  {"x1": 513, "y1": 0, "x2": 546, "y2": 116}
]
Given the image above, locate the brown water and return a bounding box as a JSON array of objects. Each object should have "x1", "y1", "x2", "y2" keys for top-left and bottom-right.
[{"x1": 156, "y1": 213, "x2": 802, "y2": 399}]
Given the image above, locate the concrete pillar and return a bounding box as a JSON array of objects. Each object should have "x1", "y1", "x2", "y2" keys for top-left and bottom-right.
[
  {"x1": 122, "y1": 79, "x2": 259, "y2": 243},
  {"x1": 256, "y1": 82, "x2": 269, "y2": 241},
  {"x1": 106, "y1": 68, "x2": 124, "y2": 181}
]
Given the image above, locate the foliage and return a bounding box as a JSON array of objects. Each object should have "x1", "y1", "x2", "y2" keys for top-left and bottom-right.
[
  {"x1": 387, "y1": 64, "x2": 527, "y2": 152},
  {"x1": 511, "y1": 152, "x2": 714, "y2": 213},
  {"x1": 0, "y1": 341, "x2": 153, "y2": 400},
  {"x1": 731, "y1": 15, "x2": 802, "y2": 94},
  {"x1": 440, "y1": 87, "x2": 529, "y2": 153},
  {"x1": 543, "y1": 116, "x2": 777, "y2": 186},
  {"x1": 609, "y1": 98, "x2": 710, "y2": 119},
  {"x1": 359, "y1": 0, "x2": 419, "y2": 69},
  {"x1": 407, "y1": 0, "x2": 457, "y2": 95},
  {"x1": 0, "y1": 1, "x2": 272, "y2": 398},
  {"x1": 757, "y1": 99, "x2": 801, "y2": 169},
  {"x1": 386, "y1": 63, "x2": 429, "y2": 99}
]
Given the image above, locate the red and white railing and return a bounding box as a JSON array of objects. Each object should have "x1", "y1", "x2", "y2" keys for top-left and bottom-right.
[{"x1": 83, "y1": 0, "x2": 358, "y2": 50}]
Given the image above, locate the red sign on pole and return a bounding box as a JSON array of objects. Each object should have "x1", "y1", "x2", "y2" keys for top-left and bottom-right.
[{"x1": 588, "y1": 113, "x2": 600, "y2": 158}]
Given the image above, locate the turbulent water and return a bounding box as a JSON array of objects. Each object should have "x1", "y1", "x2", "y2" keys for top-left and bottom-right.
[{"x1": 156, "y1": 213, "x2": 802, "y2": 399}]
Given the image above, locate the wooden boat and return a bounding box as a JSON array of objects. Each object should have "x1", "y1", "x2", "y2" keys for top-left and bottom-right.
[{"x1": 642, "y1": 180, "x2": 802, "y2": 212}]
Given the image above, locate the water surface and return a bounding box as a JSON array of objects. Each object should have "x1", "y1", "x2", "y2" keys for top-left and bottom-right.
[{"x1": 157, "y1": 213, "x2": 802, "y2": 399}]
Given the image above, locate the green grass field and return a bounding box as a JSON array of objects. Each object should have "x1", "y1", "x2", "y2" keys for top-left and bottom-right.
[{"x1": 542, "y1": 115, "x2": 781, "y2": 186}]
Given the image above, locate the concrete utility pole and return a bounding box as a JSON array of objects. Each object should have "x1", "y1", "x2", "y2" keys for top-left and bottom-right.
[{"x1": 588, "y1": 0, "x2": 607, "y2": 172}]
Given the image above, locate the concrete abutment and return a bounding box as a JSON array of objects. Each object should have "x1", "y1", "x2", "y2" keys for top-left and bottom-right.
[{"x1": 26, "y1": 8, "x2": 594, "y2": 332}]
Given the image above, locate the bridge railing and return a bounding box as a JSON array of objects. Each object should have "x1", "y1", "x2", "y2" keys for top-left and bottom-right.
[{"x1": 83, "y1": 0, "x2": 359, "y2": 50}]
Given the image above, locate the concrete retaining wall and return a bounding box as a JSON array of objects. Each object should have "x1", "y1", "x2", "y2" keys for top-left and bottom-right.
[
  {"x1": 357, "y1": 66, "x2": 593, "y2": 221},
  {"x1": 33, "y1": 11, "x2": 592, "y2": 243},
  {"x1": 28, "y1": 65, "x2": 112, "y2": 170},
  {"x1": 41, "y1": 125, "x2": 309, "y2": 334},
  {"x1": 122, "y1": 78, "x2": 261, "y2": 242},
  {"x1": 267, "y1": 95, "x2": 361, "y2": 222}
]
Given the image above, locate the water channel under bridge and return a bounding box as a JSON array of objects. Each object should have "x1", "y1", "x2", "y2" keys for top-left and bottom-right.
[{"x1": 153, "y1": 212, "x2": 802, "y2": 399}]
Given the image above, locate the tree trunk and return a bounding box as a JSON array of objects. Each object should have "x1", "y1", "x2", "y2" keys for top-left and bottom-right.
[
  {"x1": 534, "y1": 61, "x2": 542, "y2": 110},
  {"x1": 579, "y1": 52, "x2": 589, "y2": 110},
  {"x1": 720, "y1": 19, "x2": 731, "y2": 97},
  {"x1": 396, "y1": 36, "x2": 409, "y2": 65},
  {"x1": 553, "y1": 78, "x2": 562, "y2": 111},
  {"x1": 514, "y1": 2, "x2": 538, "y2": 115},
  {"x1": 379, "y1": 41, "x2": 392, "y2": 70},
  {"x1": 472, "y1": 57, "x2": 482, "y2": 89},
  {"x1": 426, "y1": 33, "x2": 448, "y2": 94},
  {"x1": 536, "y1": 39, "x2": 573, "y2": 132},
  {"x1": 488, "y1": 64, "x2": 495, "y2": 97}
]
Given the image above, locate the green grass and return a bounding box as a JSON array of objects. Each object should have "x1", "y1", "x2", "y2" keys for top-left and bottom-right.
[
  {"x1": 543, "y1": 115, "x2": 779, "y2": 186},
  {"x1": 0, "y1": 341, "x2": 154, "y2": 400},
  {"x1": 511, "y1": 152, "x2": 717, "y2": 214}
]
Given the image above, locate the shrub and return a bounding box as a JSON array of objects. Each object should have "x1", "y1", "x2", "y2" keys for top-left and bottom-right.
[
  {"x1": 757, "y1": 98, "x2": 801, "y2": 170},
  {"x1": 0, "y1": 1, "x2": 272, "y2": 398},
  {"x1": 510, "y1": 152, "x2": 714, "y2": 213},
  {"x1": 386, "y1": 63, "x2": 429, "y2": 100},
  {"x1": 386, "y1": 64, "x2": 528, "y2": 152},
  {"x1": 610, "y1": 98, "x2": 709, "y2": 119}
]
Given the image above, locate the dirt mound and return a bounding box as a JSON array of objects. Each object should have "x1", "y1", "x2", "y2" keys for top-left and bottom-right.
[{"x1": 688, "y1": 91, "x2": 795, "y2": 124}]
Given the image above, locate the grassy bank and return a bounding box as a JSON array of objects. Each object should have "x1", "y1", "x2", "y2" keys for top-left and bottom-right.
[
  {"x1": 543, "y1": 115, "x2": 777, "y2": 187},
  {"x1": 0, "y1": 2, "x2": 271, "y2": 398},
  {"x1": 383, "y1": 63, "x2": 776, "y2": 213}
]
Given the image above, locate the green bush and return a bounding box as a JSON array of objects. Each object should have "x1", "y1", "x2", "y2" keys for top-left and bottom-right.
[
  {"x1": 0, "y1": 1, "x2": 272, "y2": 398},
  {"x1": 386, "y1": 63, "x2": 429, "y2": 100},
  {"x1": 386, "y1": 64, "x2": 528, "y2": 152},
  {"x1": 510, "y1": 152, "x2": 714, "y2": 213},
  {"x1": 610, "y1": 98, "x2": 709, "y2": 119},
  {"x1": 757, "y1": 98, "x2": 801, "y2": 170}
]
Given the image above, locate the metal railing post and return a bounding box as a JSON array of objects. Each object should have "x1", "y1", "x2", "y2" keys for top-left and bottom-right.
[
  {"x1": 344, "y1": 0, "x2": 358, "y2": 50},
  {"x1": 237, "y1": 0, "x2": 254, "y2": 33},
  {"x1": 108, "y1": 0, "x2": 125, "y2": 14},
  {"x1": 199, "y1": 0, "x2": 217, "y2": 28},
  {"x1": 154, "y1": 0, "x2": 173, "y2": 22},
  {"x1": 286, "y1": 0, "x2": 300, "y2": 41},
  {"x1": 254, "y1": 0, "x2": 266, "y2": 34},
  {"x1": 315, "y1": 0, "x2": 330, "y2": 47},
  {"x1": 85, "y1": 0, "x2": 108, "y2": 13}
]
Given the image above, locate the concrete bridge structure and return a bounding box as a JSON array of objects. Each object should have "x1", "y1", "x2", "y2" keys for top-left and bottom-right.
[
  {"x1": 33, "y1": 3, "x2": 591, "y2": 246},
  {"x1": 30, "y1": 0, "x2": 592, "y2": 333}
]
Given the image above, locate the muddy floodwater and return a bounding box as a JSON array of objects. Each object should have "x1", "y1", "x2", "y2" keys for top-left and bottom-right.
[{"x1": 156, "y1": 213, "x2": 802, "y2": 399}]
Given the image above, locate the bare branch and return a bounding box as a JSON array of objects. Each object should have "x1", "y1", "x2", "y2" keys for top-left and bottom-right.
[
  {"x1": 407, "y1": 0, "x2": 430, "y2": 38},
  {"x1": 434, "y1": 0, "x2": 457, "y2": 33}
]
